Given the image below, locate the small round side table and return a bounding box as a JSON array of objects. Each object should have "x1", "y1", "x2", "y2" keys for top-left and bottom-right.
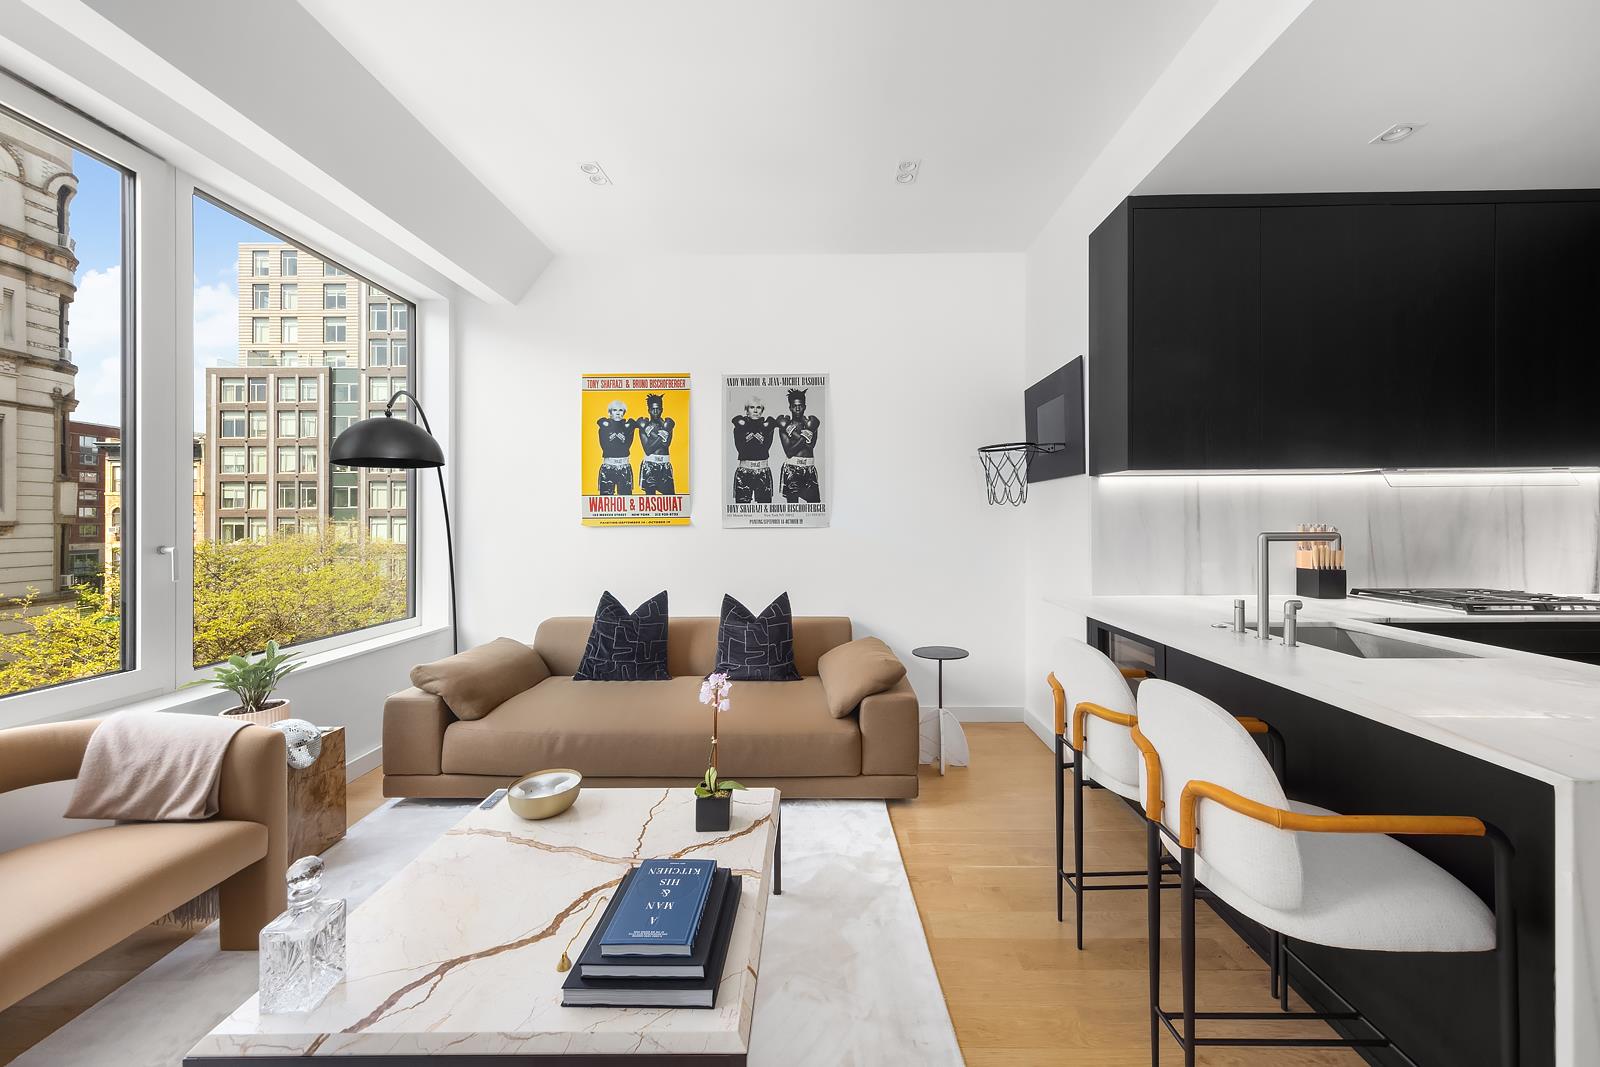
[{"x1": 913, "y1": 645, "x2": 969, "y2": 774}]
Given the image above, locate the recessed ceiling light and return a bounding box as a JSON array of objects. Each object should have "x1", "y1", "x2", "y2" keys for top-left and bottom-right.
[
  {"x1": 1370, "y1": 122, "x2": 1426, "y2": 145},
  {"x1": 895, "y1": 159, "x2": 921, "y2": 185},
  {"x1": 578, "y1": 162, "x2": 612, "y2": 186}
]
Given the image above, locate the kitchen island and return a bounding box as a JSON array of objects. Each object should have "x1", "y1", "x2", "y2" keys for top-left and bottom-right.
[{"x1": 1072, "y1": 594, "x2": 1600, "y2": 1067}]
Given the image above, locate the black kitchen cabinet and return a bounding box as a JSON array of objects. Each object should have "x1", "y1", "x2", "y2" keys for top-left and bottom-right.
[
  {"x1": 1258, "y1": 203, "x2": 1495, "y2": 469},
  {"x1": 1126, "y1": 207, "x2": 1262, "y2": 470},
  {"x1": 1090, "y1": 190, "x2": 1599, "y2": 474},
  {"x1": 1495, "y1": 201, "x2": 1600, "y2": 466}
]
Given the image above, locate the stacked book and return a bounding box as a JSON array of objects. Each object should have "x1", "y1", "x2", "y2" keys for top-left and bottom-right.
[{"x1": 561, "y1": 858, "x2": 742, "y2": 1009}]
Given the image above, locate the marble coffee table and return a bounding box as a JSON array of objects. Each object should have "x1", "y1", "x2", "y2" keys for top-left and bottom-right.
[{"x1": 185, "y1": 787, "x2": 780, "y2": 1066}]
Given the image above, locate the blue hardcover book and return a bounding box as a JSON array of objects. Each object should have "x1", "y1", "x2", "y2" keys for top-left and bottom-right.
[{"x1": 598, "y1": 859, "x2": 716, "y2": 957}]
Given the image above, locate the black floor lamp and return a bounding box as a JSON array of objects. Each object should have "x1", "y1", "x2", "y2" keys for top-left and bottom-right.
[{"x1": 331, "y1": 390, "x2": 457, "y2": 653}]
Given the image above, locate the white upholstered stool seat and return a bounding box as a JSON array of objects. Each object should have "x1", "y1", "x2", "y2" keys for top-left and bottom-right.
[
  {"x1": 1187, "y1": 799, "x2": 1495, "y2": 953},
  {"x1": 1079, "y1": 753, "x2": 1140, "y2": 802}
]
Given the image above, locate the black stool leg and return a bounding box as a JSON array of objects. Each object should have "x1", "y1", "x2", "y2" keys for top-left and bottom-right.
[
  {"x1": 1054, "y1": 733, "x2": 1065, "y2": 923},
  {"x1": 1146, "y1": 820, "x2": 1162, "y2": 1067},
  {"x1": 1181, "y1": 845, "x2": 1197, "y2": 1067},
  {"x1": 1270, "y1": 929, "x2": 1282, "y2": 999},
  {"x1": 1072, "y1": 751, "x2": 1086, "y2": 950},
  {"x1": 773, "y1": 816, "x2": 782, "y2": 896},
  {"x1": 1279, "y1": 935, "x2": 1291, "y2": 1012},
  {"x1": 1491, "y1": 827, "x2": 1519, "y2": 1066}
]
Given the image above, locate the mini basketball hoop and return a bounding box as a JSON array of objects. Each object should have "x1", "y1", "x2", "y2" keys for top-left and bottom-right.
[{"x1": 979, "y1": 442, "x2": 1065, "y2": 506}]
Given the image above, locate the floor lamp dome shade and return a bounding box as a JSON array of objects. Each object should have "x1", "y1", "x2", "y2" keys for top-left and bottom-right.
[
  {"x1": 330, "y1": 391, "x2": 459, "y2": 654},
  {"x1": 331, "y1": 410, "x2": 444, "y2": 469}
]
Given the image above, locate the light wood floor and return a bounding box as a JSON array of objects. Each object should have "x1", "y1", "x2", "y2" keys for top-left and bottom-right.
[
  {"x1": 3, "y1": 729, "x2": 1358, "y2": 1065},
  {"x1": 887, "y1": 723, "x2": 1360, "y2": 1066}
]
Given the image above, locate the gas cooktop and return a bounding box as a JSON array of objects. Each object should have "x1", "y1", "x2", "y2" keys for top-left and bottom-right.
[{"x1": 1349, "y1": 588, "x2": 1600, "y2": 614}]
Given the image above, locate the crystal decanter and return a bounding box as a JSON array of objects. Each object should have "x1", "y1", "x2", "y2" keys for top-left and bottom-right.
[{"x1": 259, "y1": 855, "x2": 346, "y2": 1013}]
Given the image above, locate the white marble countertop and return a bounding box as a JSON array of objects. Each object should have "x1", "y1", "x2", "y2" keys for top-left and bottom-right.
[
  {"x1": 1071, "y1": 594, "x2": 1600, "y2": 785},
  {"x1": 188, "y1": 787, "x2": 778, "y2": 1060}
]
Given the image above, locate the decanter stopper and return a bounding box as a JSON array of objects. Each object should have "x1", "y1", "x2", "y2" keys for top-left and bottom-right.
[{"x1": 287, "y1": 855, "x2": 324, "y2": 909}]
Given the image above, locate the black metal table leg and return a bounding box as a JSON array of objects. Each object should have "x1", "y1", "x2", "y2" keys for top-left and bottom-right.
[{"x1": 773, "y1": 812, "x2": 782, "y2": 896}]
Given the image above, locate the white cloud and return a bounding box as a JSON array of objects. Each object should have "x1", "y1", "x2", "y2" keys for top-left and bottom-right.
[
  {"x1": 193, "y1": 277, "x2": 237, "y2": 428},
  {"x1": 64, "y1": 270, "x2": 240, "y2": 430},
  {"x1": 66, "y1": 266, "x2": 123, "y2": 427}
]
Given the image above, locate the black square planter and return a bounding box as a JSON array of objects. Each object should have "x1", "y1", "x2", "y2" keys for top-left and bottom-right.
[{"x1": 695, "y1": 794, "x2": 730, "y2": 832}]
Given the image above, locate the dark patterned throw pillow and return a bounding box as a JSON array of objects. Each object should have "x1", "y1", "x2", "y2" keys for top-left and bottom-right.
[
  {"x1": 574, "y1": 590, "x2": 671, "y2": 681},
  {"x1": 715, "y1": 593, "x2": 802, "y2": 681}
]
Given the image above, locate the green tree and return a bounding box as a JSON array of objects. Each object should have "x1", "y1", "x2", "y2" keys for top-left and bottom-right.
[
  {"x1": 0, "y1": 573, "x2": 122, "y2": 697},
  {"x1": 191, "y1": 529, "x2": 407, "y2": 666},
  {"x1": 0, "y1": 531, "x2": 407, "y2": 696}
]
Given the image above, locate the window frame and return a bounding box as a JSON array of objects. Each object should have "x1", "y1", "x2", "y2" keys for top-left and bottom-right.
[{"x1": 0, "y1": 71, "x2": 439, "y2": 726}]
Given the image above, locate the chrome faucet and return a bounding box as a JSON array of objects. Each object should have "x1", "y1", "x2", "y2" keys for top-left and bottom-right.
[
  {"x1": 1283, "y1": 599, "x2": 1304, "y2": 647},
  {"x1": 1257, "y1": 531, "x2": 1340, "y2": 640}
]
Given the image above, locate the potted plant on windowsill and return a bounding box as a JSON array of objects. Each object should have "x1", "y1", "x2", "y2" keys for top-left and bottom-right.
[
  {"x1": 694, "y1": 672, "x2": 745, "y2": 832},
  {"x1": 186, "y1": 640, "x2": 303, "y2": 727}
]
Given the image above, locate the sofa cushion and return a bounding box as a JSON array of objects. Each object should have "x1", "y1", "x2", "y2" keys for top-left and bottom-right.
[
  {"x1": 533, "y1": 616, "x2": 853, "y2": 678},
  {"x1": 715, "y1": 593, "x2": 801, "y2": 681},
  {"x1": 574, "y1": 591, "x2": 671, "y2": 681},
  {"x1": 410, "y1": 638, "x2": 550, "y2": 721},
  {"x1": 816, "y1": 637, "x2": 908, "y2": 717},
  {"x1": 441, "y1": 676, "x2": 859, "y2": 779},
  {"x1": 0, "y1": 820, "x2": 267, "y2": 1012}
]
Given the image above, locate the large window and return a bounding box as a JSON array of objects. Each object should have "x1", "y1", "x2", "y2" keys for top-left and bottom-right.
[
  {"x1": 0, "y1": 83, "x2": 431, "y2": 712},
  {"x1": 192, "y1": 195, "x2": 415, "y2": 667}
]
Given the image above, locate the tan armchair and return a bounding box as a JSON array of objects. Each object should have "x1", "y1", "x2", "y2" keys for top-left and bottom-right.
[{"x1": 0, "y1": 718, "x2": 287, "y2": 1013}]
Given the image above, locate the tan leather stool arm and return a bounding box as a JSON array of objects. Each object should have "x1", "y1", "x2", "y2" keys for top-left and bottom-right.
[
  {"x1": 1072, "y1": 701, "x2": 1136, "y2": 755},
  {"x1": 1177, "y1": 779, "x2": 1487, "y2": 850},
  {"x1": 1128, "y1": 724, "x2": 1163, "y2": 822}
]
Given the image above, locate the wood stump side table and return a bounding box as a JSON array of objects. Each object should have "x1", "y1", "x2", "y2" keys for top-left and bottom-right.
[{"x1": 287, "y1": 726, "x2": 346, "y2": 860}]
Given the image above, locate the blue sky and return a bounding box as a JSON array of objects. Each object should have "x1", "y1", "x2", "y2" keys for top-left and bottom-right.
[
  {"x1": 66, "y1": 153, "x2": 271, "y2": 430},
  {"x1": 64, "y1": 150, "x2": 126, "y2": 430}
]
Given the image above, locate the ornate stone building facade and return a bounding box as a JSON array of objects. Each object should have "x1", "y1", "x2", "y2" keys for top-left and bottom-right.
[{"x1": 0, "y1": 112, "x2": 79, "y2": 612}]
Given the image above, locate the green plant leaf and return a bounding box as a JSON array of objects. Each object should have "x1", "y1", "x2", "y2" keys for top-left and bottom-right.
[
  {"x1": 693, "y1": 786, "x2": 712, "y2": 798},
  {"x1": 718, "y1": 779, "x2": 747, "y2": 791}
]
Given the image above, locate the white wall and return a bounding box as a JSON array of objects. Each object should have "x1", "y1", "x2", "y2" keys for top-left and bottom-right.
[
  {"x1": 1019, "y1": 0, "x2": 1310, "y2": 743},
  {"x1": 455, "y1": 254, "x2": 1026, "y2": 716}
]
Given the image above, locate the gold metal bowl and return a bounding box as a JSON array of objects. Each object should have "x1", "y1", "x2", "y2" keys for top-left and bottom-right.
[{"x1": 506, "y1": 768, "x2": 583, "y2": 820}]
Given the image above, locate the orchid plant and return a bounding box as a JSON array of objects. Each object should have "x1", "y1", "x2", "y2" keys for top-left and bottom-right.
[{"x1": 695, "y1": 672, "x2": 746, "y2": 799}]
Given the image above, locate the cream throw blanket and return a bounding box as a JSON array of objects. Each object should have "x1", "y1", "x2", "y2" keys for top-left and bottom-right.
[{"x1": 65, "y1": 712, "x2": 249, "y2": 822}]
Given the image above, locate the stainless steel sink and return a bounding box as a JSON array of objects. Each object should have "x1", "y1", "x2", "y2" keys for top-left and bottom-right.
[{"x1": 1266, "y1": 623, "x2": 1477, "y2": 659}]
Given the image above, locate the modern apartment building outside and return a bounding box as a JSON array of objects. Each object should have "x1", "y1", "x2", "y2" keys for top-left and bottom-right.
[
  {"x1": 202, "y1": 243, "x2": 411, "y2": 546},
  {"x1": 65, "y1": 419, "x2": 115, "y2": 588},
  {"x1": 0, "y1": 111, "x2": 82, "y2": 619}
]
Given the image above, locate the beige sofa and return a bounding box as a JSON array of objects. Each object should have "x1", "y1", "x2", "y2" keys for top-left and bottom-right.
[
  {"x1": 384, "y1": 616, "x2": 920, "y2": 800},
  {"x1": 0, "y1": 719, "x2": 287, "y2": 1013}
]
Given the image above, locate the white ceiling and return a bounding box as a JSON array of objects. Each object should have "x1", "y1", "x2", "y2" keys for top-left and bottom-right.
[
  {"x1": 300, "y1": 0, "x2": 1216, "y2": 255},
  {"x1": 1139, "y1": 0, "x2": 1600, "y2": 195}
]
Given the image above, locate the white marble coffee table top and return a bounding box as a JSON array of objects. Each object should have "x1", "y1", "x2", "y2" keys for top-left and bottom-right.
[{"x1": 187, "y1": 787, "x2": 779, "y2": 1061}]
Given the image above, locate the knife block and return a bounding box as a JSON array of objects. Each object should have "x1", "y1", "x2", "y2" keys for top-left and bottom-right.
[{"x1": 1296, "y1": 568, "x2": 1346, "y2": 599}]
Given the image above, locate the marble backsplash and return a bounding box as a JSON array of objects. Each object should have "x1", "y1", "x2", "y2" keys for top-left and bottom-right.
[{"x1": 1092, "y1": 474, "x2": 1600, "y2": 595}]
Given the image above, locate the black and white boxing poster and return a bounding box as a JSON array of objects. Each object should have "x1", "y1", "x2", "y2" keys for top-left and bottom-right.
[{"x1": 722, "y1": 374, "x2": 829, "y2": 529}]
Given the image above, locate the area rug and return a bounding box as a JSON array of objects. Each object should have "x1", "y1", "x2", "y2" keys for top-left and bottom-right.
[{"x1": 14, "y1": 798, "x2": 962, "y2": 1066}]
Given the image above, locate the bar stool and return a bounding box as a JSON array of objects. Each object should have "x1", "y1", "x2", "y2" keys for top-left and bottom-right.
[
  {"x1": 1047, "y1": 639, "x2": 1283, "y2": 949},
  {"x1": 1131, "y1": 679, "x2": 1518, "y2": 1067}
]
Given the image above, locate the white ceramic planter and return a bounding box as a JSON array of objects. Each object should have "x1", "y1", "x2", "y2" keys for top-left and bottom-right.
[{"x1": 220, "y1": 698, "x2": 291, "y2": 727}]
